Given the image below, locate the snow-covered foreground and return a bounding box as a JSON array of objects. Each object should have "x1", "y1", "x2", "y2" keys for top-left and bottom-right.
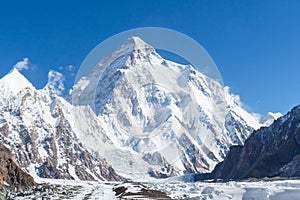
[
  {"x1": 7, "y1": 179, "x2": 117, "y2": 200},
  {"x1": 146, "y1": 179, "x2": 300, "y2": 199},
  {"x1": 6, "y1": 178, "x2": 300, "y2": 199},
  {"x1": 7, "y1": 178, "x2": 170, "y2": 200}
]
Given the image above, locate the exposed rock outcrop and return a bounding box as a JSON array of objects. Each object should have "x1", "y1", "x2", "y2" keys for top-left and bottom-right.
[
  {"x1": 113, "y1": 182, "x2": 172, "y2": 199},
  {"x1": 0, "y1": 144, "x2": 35, "y2": 186}
]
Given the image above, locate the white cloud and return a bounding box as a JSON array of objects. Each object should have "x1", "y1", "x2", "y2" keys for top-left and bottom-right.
[
  {"x1": 251, "y1": 112, "x2": 262, "y2": 123},
  {"x1": 13, "y1": 58, "x2": 30, "y2": 71},
  {"x1": 48, "y1": 70, "x2": 65, "y2": 95},
  {"x1": 225, "y1": 86, "x2": 243, "y2": 106},
  {"x1": 225, "y1": 86, "x2": 263, "y2": 123},
  {"x1": 59, "y1": 65, "x2": 75, "y2": 76},
  {"x1": 67, "y1": 65, "x2": 74, "y2": 71}
]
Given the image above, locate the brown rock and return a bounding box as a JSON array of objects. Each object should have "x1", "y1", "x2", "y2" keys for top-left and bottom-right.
[
  {"x1": 0, "y1": 174, "x2": 3, "y2": 185},
  {"x1": 0, "y1": 144, "x2": 35, "y2": 186}
]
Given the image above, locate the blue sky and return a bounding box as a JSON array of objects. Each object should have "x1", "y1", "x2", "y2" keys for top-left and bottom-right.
[{"x1": 0, "y1": 0, "x2": 300, "y2": 116}]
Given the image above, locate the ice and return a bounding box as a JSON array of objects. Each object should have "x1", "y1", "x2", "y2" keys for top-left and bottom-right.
[
  {"x1": 145, "y1": 179, "x2": 300, "y2": 200},
  {"x1": 270, "y1": 190, "x2": 300, "y2": 200}
]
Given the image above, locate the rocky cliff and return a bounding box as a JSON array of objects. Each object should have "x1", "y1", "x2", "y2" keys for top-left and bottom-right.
[
  {"x1": 0, "y1": 144, "x2": 35, "y2": 186},
  {"x1": 197, "y1": 105, "x2": 300, "y2": 180}
]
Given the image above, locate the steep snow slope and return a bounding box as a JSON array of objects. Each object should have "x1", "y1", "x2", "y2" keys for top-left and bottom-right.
[
  {"x1": 0, "y1": 68, "x2": 34, "y2": 96},
  {"x1": 0, "y1": 69, "x2": 123, "y2": 181},
  {"x1": 69, "y1": 36, "x2": 263, "y2": 178}
]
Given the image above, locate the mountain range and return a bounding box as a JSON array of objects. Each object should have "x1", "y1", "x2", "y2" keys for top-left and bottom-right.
[
  {"x1": 0, "y1": 68, "x2": 122, "y2": 182},
  {"x1": 0, "y1": 37, "x2": 282, "y2": 182}
]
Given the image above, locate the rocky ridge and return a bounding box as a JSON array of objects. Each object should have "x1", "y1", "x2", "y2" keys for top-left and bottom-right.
[
  {"x1": 0, "y1": 143, "x2": 35, "y2": 186},
  {"x1": 0, "y1": 69, "x2": 123, "y2": 182},
  {"x1": 196, "y1": 105, "x2": 300, "y2": 181}
]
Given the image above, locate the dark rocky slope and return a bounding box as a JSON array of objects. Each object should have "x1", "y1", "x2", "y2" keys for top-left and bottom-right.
[
  {"x1": 196, "y1": 105, "x2": 300, "y2": 181},
  {"x1": 0, "y1": 144, "x2": 35, "y2": 186}
]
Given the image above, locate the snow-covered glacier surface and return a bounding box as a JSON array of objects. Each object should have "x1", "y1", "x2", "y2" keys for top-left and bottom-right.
[
  {"x1": 7, "y1": 178, "x2": 300, "y2": 200},
  {"x1": 147, "y1": 179, "x2": 300, "y2": 200}
]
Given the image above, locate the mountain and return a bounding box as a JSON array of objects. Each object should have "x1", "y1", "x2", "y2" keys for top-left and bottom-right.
[
  {"x1": 0, "y1": 68, "x2": 34, "y2": 96},
  {"x1": 0, "y1": 68, "x2": 123, "y2": 181},
  {"x1": 68, "y1": 36, "x2": 264, "y2": 178},
  {"x1": 199, "y1": 105, "x2": 300, "y2": 180}
]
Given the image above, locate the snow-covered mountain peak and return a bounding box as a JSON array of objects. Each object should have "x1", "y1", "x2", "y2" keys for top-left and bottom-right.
[
  {"x1": 41, "y1": 83, "x2": 59, "y2": 100},
  {"x1": 261, "y1": 111, "x2": 283, "y2": 127},
  {"x1": 0, "y1": 67, "x2": 34, "y2": 95},
  {"x1": 123, "y1": 36, "x2": 154, "y2": 51},
  {"x1": 68, "y1": 36, "x2": 265, "y2": 178},
  {"x1": 84, "y1": 36, "x2": 158, "y2": 82},
  {"x1": 102, "y1": 36, "x2": 157, "y2": 66}
]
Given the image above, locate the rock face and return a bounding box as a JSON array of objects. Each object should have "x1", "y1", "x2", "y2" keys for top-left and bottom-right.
[
  {"x1": 0, "y1": 144, "x2": 35, "y2": 186},
  {"x1": 204, "y1": 105, "x2": 300, "y2": 180}
]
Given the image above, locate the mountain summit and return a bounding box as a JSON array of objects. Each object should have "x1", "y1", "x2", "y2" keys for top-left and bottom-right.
[
  {"x1": 123, "y1": 36, "x2": 154, "y2": 51},
  {"x1": 69, "y1": 37, "x2": 263, "y2": 179},
  {"x1": 0, "y1": 68, "x2": 34, "y2": 96}
]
